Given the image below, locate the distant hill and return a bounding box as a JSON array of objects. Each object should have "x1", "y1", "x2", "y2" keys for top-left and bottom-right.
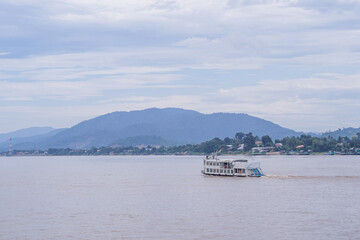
[
  {"x1": 0, "y1": 127, "x2": 55, "y2": 143},
  {"x1": 3, "y1": 109, "x2": 360, "y2": 152},
  {"x1": 19, "y1": 108, "x2": 301, "y2": 150},
  {"x1": 321, "y1": 127, "x2": 360, "y2": 139},
  {"x1": 0, "y1": 128, "x2": 65, "y2": 151},
  {"x1": 111, "y1": 135, "x2": 177, "y2": 147}
]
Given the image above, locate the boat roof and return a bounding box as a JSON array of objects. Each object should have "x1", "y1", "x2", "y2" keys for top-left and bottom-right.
[{"x1": 204, "y1": 158, "x2": 248, "y2": 163}]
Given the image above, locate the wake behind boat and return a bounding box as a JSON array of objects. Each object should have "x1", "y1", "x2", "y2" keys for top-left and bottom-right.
[{"x1": 201, "y1": 155, "x2": 264, "y2": 177}]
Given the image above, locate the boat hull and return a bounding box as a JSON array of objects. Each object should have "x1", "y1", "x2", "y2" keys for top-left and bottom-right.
[{"x1": 202, "y1": 172, "x2": 261, "y2": 177}]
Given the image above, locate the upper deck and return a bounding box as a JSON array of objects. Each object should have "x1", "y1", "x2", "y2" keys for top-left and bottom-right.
[
  {"x1": 203, "y1": 156, "x2": 249, "y2": 176},
  {"x1": 203, "y1": 156, "x2": 264, "y2": 177}
]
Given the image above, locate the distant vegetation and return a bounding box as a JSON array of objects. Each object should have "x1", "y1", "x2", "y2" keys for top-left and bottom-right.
[
  {"x1": 2, "y1": 109, "x2": 360, "y2": 152},
  {"x1": 321, "y1": 127, "x2": 360, "y2": 139},
  {"x1": 4, "y1": 132, "x2": 360, "y2": 156},
  {"x1": 0, "y1": 108, "x2": 300, "y2": 151}
]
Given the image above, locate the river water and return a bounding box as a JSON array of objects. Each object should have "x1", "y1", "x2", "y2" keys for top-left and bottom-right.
[{"x1": 0, "y1": 155, "x2": 359, "y2": 240}]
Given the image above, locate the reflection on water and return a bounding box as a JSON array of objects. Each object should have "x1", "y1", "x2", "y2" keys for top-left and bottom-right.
[{"x1": 0, "y1": 155, "x2": 359, "y2": 240}]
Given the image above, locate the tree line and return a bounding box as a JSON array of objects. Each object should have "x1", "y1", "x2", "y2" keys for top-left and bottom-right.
[
  {"x1": 39, "y1": 132, "x2": 360, "y2": 156},
  {"x1": 4, "y1": 132, "x2": 360, "y2": 156}
]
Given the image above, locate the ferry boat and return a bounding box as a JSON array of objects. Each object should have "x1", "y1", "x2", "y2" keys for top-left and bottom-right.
[{"x1": 201, "y1": 155, "x2": 264, "y2": 177}]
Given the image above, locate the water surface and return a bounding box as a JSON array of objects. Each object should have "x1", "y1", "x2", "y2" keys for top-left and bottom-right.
[{"x1": 0, "y1": 155, "x2": 359, "y2": 240}]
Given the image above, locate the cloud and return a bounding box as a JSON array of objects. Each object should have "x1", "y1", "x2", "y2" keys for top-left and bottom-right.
[
  {"x1": 174, "y1": 37, "x2": 220, "y2": 48},
  {"x1": 1, "y1": 0, "x2": 360, "y2": 132},
  {"x1": 209, "y1": 73, "x2": 360, "y2": 131},
  {"x1": 3, "y1": 71, "x2": 360, "y2": 133},
  {"x1": 0, "y1": 72, "x2": 184, "y2": 102},
  {"x1": 2, "y1": 1, "x2": 360, "y2": 66}
]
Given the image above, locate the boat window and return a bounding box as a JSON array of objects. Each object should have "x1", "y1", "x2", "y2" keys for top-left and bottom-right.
[
  {"x1": 206, "y1": 168, "x2": 209, "y2": 172},
  {"x1": 220, "y1": 170, "x2": 223, "y2": 173},
  {"x1": 231, "y1": 170, "x2": 233, "y2": 174}
]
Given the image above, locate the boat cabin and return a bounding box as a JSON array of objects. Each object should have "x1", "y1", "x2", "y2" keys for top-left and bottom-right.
[{"x1": 202, "y1": 156, "x2": 264, "y2": 177}]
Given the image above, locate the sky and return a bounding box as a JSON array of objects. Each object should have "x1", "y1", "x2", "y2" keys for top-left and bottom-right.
[{"x1": 1, "y1": 0, "x2": 360, "y2": 133}]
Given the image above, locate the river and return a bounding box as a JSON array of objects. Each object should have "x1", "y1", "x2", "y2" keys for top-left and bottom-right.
[{"x1": 0, "y1": 155, "x2": 359, "y2": 239}]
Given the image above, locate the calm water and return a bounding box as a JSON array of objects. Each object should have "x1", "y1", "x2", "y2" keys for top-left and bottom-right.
[{"x1": 0, "y1": 155, "x2": 359, "y2": 240}]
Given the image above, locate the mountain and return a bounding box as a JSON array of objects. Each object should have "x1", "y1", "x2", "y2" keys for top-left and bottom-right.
[
  {"x1": 0, "y1": 127, "x2": 55, "y2": 143},
  {"x1": 22, "y1": 108, "x2": 300, "y2": 150},
  {"x1": 0, "y1": 128, "x2": 65, "y2": 151},
  {"x1": 3, "y1": 109, "x2": 360, "y2": 152},
  {"x1": 111, "y1": 135, "x2": 177, "y2": 147},
  {"x1": 321, "y1": 127, "x2": 360, "y2": 139}
]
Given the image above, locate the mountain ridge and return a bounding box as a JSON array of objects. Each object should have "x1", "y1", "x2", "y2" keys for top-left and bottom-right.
[
  {"x1": 6, "y1": 108, "x2": 300, "y2": 150},
  {"x1": 2, "y1": 108, "x2": 358, "y2": 151},
  {"x1": 0, "y1": 127, "x2": 55, "y2": 143}
]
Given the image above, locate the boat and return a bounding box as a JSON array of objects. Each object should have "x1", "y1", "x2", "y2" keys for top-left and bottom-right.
[{"x1": 201, "y1": 155, "x2": 264, "y2": 177}]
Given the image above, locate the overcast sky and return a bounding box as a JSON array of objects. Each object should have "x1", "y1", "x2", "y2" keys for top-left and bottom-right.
[{"x1": 1, "y1": 0, "x2": 360, "y2": 133}]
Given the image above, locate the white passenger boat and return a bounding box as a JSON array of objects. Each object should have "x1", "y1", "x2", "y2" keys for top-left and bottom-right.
[{"x1": 201, "y1": 155, "x2": 264, "y2": 177}]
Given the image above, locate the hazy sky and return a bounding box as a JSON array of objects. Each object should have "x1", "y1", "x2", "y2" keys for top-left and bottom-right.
[{"x1": 1, "y1": 0, "x2": 360, "y2": 133}]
